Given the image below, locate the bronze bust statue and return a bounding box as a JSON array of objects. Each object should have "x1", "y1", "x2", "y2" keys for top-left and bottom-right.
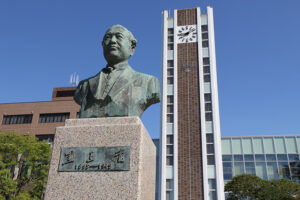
[{"x1": 74, "y1": 25, "x2": 160, "y2": 118}]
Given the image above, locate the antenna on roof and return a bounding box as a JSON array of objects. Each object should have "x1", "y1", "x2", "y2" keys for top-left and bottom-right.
[
  {"x1": 70, "y1": 72, "x2": 79, "y2": 86},
  {"x1": 76, "y1": 74, "x2": 79, "y2": 86}
]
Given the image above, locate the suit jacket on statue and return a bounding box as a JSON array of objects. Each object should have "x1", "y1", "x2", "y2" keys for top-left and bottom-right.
[{"x1": 74, "y1": 65, "x2": 160, "y2": 118}]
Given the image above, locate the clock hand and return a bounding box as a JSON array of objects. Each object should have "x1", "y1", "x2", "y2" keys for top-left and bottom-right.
[{"x1": 184, "y1": 31, "x2": 190, "y2": 36}]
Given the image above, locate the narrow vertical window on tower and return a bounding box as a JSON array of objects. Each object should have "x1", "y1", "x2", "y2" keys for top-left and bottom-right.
[
  {"x1": 166, "y1": 135, "x2": 174, "y2": 166},
  {"x1": 202, "y1": 25, "x2": 209, "y2": 48},
  {"x1": 165, "y1": 18, "x2": 175, "y2": 200},
  {"x1": 168, "y1": 28, "x2": 174, "y2": 50}
]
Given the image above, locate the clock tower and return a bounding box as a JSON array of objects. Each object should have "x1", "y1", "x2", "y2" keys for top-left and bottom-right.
[{"x1": 160, "y1": 7, "x2": 224, "y2": 200}]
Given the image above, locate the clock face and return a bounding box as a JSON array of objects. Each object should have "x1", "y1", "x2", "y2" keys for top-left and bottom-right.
[{"x1": 177, "y1": 25, "x2": 197, "y2": 43}]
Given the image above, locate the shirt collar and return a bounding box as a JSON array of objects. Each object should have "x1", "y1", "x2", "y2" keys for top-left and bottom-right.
[{"x1": 106, "y1": 61, "x2": 129, "y2": 71}]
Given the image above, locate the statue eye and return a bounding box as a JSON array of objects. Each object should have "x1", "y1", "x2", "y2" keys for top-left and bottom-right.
[
  {"x1": 104, "y1": 35, "x2": 111, "y2": 40},
  {"x1": 116, "y1": 34, "x2": 123, "y2": 39}
]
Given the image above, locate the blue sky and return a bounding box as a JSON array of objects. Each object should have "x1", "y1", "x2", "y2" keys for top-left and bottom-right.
[{"x1": 0, "y1": 0, "x2": 300, "y2": 139}]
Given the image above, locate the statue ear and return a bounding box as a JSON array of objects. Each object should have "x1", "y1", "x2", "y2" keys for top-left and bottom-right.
[{"x1": 130, "y1": 41, "x2": 136, "y2": 56}]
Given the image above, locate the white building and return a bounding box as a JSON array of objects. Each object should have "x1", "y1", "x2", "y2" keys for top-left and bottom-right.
[{"x1": 160, "y1": 6, "x2": 224, "y2": 200}]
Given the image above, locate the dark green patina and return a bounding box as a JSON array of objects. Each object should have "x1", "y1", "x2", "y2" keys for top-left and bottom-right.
[
  {"x1": 74, "y1": 25, "x2": 160, "y2": 118},
  {"x1": 58, "y1": 146, "x2": 130, "y2": 172}
]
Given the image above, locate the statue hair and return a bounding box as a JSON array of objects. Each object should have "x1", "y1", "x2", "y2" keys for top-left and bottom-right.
[{"x1": 102, "y1": 24, "x2": 137, "y2": 49}]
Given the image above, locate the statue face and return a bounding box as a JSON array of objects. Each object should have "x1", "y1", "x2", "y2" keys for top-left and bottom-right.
[{"x1": 102, "y1": 26, "x2": 134, "y2": 65}]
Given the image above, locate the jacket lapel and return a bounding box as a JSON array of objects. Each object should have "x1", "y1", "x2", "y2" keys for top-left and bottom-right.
[
  {"x1": 108, "y1": 66, "x2": 137, "y2": 100},
  {"x1": 88, "y1": 66, "x2": 136, "y2": 101},
  {"x1": 88, "y1": 71, "x2": 101, "y2": 99}
]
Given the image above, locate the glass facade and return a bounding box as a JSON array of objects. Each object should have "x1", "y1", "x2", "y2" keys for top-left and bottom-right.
[{"x1": 221, "y1": 136, "x2": 300, "y2": 184}]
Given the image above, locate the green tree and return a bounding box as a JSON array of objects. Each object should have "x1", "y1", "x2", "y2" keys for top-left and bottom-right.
[
  {"x1": 0, "y1": 132, "x2": 51, "y2": 200},
  {"x1": 225, "y1": 174, "x2": 300, "y2": 200}
]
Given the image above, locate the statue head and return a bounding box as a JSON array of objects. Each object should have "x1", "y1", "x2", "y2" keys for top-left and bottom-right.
[{"x1": 102, "y1": 25, "x2": 137, "y2": 65}]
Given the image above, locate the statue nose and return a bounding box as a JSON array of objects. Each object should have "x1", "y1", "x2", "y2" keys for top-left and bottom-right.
[{"x1": 110, "y1": 35, "x2": 117, "y2": 43}]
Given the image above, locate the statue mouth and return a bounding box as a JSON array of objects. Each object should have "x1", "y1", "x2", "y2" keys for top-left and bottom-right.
[{"x1": 108, "y1": 45, "x2": 119, "y2": 50}]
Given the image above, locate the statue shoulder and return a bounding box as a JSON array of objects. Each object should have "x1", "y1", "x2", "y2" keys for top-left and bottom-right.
[
  {"x1": 133, "y1": 71, "x2": 158, "y2": 83},
  {"x1": 79, "y1": 72, "x2": 101, "y2": 84},
  {"x1": 132, "y1": 71, "x2": 160, "y2": 102},
  {"x1": 74, "y1": 72, "x2": 101, "y2": 104}
]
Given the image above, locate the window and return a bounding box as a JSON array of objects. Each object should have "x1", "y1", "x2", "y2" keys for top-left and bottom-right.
[
  {"x1": 167, "y1": 95, "x2": 174, "y2": 104},
  {"x1": 167, "y1": 135, "x2": 173, "y2": 144},
  {"x1": 2, "y1": 114, "x2": 33, "y2": 125},
  {"x1": 207, "y1": 144, "x2": 215, "y2": 154},
  {"x1": 36, "y1": 134, "x2": 54, "y2": 146},
  {"x1": 166, "y1": 179, "x2": 173, "y2": 190},
  {"x1": 202, "y1": 32, "x2": 208, "y2": 40},
  {"x1": 253, "y1": 138, "x2": 264, "y2": 154},
  {"x1": 167, "y1": 156, "x2": 173, "y2": 165},
  {"x1": 202, "y1": 25, "x2": 208, "y2": 32},
  {"x1": 234, "y1": 155, "x2": 243, "y2": 161},
  {"x1": 256, "y1": 162, "x2": 268, "y2": 179},
  {"x1": 167, "y1": 60, "x2": 174, "y2": 68},
  {"x1": 245, "y1": 162, "x2": 255, "y2": 168},
  {"x1": 266, "y1": 154, "x2": 276, "y2": 161},
  {"x1": 166, "y1": 191, "x2": 173, "y2": 200},
  {"x1": 56, "y1": 90, "x2": 75, "y2": 97},
  {"x1": 245, "y1": 164, "x2": 256, "y2": 176},
  {"x1": 290, "y1": 163, "x2": 300, "y2": 181},
  {"x1": 205, "y1": 112, "x2": 213, "y2": 121},
  {"x1": 204, "y1": 66, "x2": 210, "y2": 73},
  {"x1": 205, "y1": 93, "x2": 212, "y2": 102},
  {"x1": 203, "y1": 57, "x2": 210, "y2": 65},
  {"x1": 168, "y1": 36, "x2": 174, "y2": 43},
  {"x1": 264, "y1": 137, "x2": 275, "y2": 154},
  {"x1": 286, "y1": 137, "x2": 297, "y2": 153},
  {"x1": 255, "y1": 154, "x2": 265, "y2": 161},
  {"x1": 234, "y1": 162, "x2": 245, "y2": 175},
  {"x1": 242, "y1": 138, "x2": 253, "y2": 154},
  {"x1": 223, "y1": 162, "x2": 233, "y2": 178},
  {"x1": 205, "y1": 103, "x2": 212, "y2": 111},
  {"x1": 267, "y1": 162, "x2": 279, "y2": 180},
  {"x1": 206, "y1": 134, "x2": 214, "y2": 143},
  {"x1": 206, "y1": 122, "x2": 213, "y2": 133},
  {"x1": 208, "y1": 179, "x2": 216, "y2": 190},
  {"x1": 167, "y1": 145, "x2": 173, "y2": 155},
  {"x1": 202, "y1": 40, "x2": 209, "y2": 48},
  {"x1": 222, "y1": 155, "x2": 232, "y2": 162},
  {"x1": 39, "y1": 113, "x2": 70, "y2": 123},
  {"x1": 277, "y1": 154, "x2": 288, "y2": 161},
  {"x1": 232, "y1": 139, "x2": 242, "y2": 154},
  {"x1": 278, "y1": 162, "x2": 290, "y2": 179},
  {"x1": 274, "y1": 137, "x2": 286, "y2": 153},
  {"x1": 207, "y1": 155, "x2": 215, "y2": 165},
  {"x1": 223, "y1": 162, "x2": 232, "y2": 168},
  {"x1": 167, "y1": 105, "x2": 173, "y2": 113},
  {"x1": 167, "y1": 114, "x2": 173, "y2": 123},
  {"x1": 222, "y1": 139, "x2": 231, "y2": 155},
  {"x1": 204, "y1": 74, "x2": 211, "y2": 82},
  {"x1": 288, "y1": 154, "x2": 299, "y2": 161},
  {"x1": 244, "y1": 154, "x2": 255, "y2": 161},
  {"x1": 167, "y1": 124, "x2": 173, "y2": 134},
  {"x1": 223, "y1": 173, "x2": 232, "y2": 180},
  {"x1": 167, "y1": 68, "x2": 174, "y2": 76},
  {"x1": 167, "y1": 77, "x2": 173, "y2": 85},
  {"x1": 168, "y1": 44, "x2": 173, "y2": 50},
  {"x1": 168, "y1": 28, "x2": 174, "y2": 35}
]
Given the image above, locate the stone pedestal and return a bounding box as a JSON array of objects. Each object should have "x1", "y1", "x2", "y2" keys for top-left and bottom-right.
[{"x1": 44, "y1": 117, "x2": 156, "y2": 200}]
